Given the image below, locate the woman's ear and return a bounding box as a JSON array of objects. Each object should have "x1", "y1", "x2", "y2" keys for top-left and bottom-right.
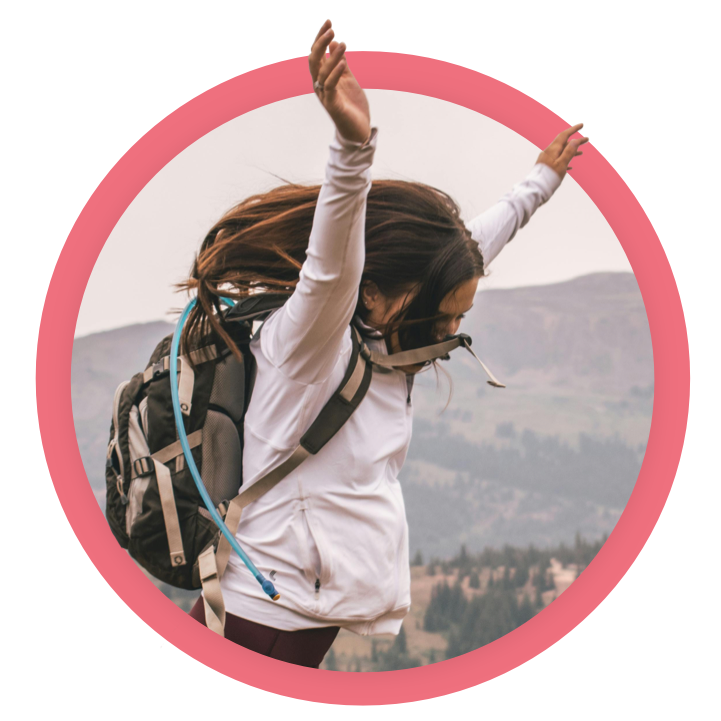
[{"x1": 361, "y1": 281, "x2": 380, "y2": 310}]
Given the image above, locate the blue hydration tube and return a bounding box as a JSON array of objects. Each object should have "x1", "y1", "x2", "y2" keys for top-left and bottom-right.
[{"x1": 169, "y1": 297, "x2": 280, "y2": 601}]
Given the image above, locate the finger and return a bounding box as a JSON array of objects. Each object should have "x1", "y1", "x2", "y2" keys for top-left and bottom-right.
[
  {"x1": 309, "y1": 27, "x2": 334, "y2": 72},
  {"x1": 308, "y1": 18, "x2": 333, "y2": 52},
  {"x1": 571, "y1": 138, "x2": 589, "y2": 158},
  {"x1": 558, "y1": 123, "x2": 585, "y2": 144},
  {"x1": 560, "y1": 138, "x2": 582, "y2": 165},
  {"x1": 318, "y1": 42, "x2": 346, "y2": 85},
  {"x1": 546, "y1": 123, "x2": 585, "y2": 155},
  {"x1": 309, "y1": 27, "x2": 335, "y2": 79},
  {"x1": 323, "y1": 56, "x2": 347, "y2": 92}
]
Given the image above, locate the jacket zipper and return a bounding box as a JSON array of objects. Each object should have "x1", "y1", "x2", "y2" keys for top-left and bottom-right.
[
  {"x1": 305, "y1": 508, "x2": 329, "y2": 599},
  {"x1": 404, "y1": 374, "x2": 413, "y2": 405},
  {"x1": 297, "y1": 479, "x2": 328, "y2": 602}
]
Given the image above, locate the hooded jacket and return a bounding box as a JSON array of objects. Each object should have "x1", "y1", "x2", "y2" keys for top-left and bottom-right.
[{"x1": 218, "y1": 128, "x2": 561, "y2": 635}]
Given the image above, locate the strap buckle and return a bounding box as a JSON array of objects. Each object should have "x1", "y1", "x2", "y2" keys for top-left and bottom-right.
[
  {"x1": 133, "y1": 456, "x2": 154, "y2": 478},
  {"x1": 151, "y1": 359, "x2": 166, "y2": 379}
]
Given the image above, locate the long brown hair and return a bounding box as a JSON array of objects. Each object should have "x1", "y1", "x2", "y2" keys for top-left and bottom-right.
[{"x1": 179, "y1": 180, "x2": 485, "y2": 360}]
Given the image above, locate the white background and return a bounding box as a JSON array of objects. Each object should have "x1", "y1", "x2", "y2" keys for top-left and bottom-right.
[{"x1": 76, "y1": 90, "x2": 629, "y2": 336}]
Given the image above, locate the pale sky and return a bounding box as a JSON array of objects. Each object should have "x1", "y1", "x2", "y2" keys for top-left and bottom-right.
[{"x1": 76, "y1": 90, "x2": 631, "y2": 337}]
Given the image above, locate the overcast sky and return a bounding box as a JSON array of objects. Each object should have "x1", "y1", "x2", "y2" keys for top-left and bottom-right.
[{"x1": 75, "y1": 90, "x2": 631, "y2": 337}]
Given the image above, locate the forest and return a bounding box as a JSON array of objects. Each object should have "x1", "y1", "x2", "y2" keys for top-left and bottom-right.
[{"x1": 322, "y1": 534, "x2": 607, "y2": 671}]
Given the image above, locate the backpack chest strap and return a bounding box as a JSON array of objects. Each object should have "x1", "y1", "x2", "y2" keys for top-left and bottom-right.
[{"x1": 131, "y1": 429, "x2": 204, "y2": 479}]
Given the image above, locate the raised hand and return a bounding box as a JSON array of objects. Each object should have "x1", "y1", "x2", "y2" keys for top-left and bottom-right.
[
  {"x1": 308, "y1": 20, "x2": 371, "y2": 144},
  {"x1": 536, "y1": 124, "x2": 590, "y2": 179}
]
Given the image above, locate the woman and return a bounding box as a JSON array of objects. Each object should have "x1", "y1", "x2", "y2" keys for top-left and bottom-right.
[{"x1": 188, "y1": 20, "x2": 588, "y2": 667}]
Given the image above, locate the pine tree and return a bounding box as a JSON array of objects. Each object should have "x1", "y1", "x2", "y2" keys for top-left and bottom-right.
[
  {"x1": 458, "y1": 544, "x2": 475, "y2": 580},
  {"x1": 377, "y1": 624, "x2": 422, "y2": 671},
  {"x1": 534, "y1": 564, "x2": 551, "y2": 591},
  {"x1": 395, "y1": 625, "x2": 408, "y2": 654},
  {"x1": 412, "y1": 549, "x2": 424, "y2": 567},
  {"x1": 514, "y1": 563, "x2": 529, "y2": 588},
  {"x1": 502, "y1": 565, "x2": 512, "y2": 590},
  {"x1": 469, "y1": 570, "x2": 481, "y2": 589},
  {"x1": 325, "y1": 646, "x2": 338, "y2": 671},
  {"x1": 450, "y1": 580, "x2": 467, "y2": 619},
  {"x1": 517, "y1": 594, "x2": 534, "y2": 625}
]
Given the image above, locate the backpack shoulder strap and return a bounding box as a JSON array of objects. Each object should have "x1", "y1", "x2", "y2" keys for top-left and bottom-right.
[
  {"x1": 224, "y1": 293, "x2": 289, "y2": 323},
  {"x1": 298, "y1": 325, "x2": 372, "y2": 454}
]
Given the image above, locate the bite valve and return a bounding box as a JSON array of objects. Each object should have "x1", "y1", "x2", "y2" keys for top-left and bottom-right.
[{"x1": 261, "y1": 578, "x2": 281, "y2": 601}]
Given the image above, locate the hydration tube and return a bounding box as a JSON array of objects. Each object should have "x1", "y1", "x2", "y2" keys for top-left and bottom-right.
[{"x1": 170, "y1": 297, "x2": 280, "y2": 601}]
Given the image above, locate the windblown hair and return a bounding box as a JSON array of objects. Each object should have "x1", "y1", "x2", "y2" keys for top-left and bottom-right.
[{"x1": 179, "y1": 180, "x2": 485, "y2": 361}]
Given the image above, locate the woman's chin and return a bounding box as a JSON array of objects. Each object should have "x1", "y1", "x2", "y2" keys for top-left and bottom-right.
[{"x1": 399, "y1": 362, "x2": 426, "y2": 375}]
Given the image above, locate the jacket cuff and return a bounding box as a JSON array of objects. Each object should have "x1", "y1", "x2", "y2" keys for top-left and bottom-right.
[
  {"x1": 335, "y1": 126, "x2": 378, "y2": 150},
  {"x1": 531, "y1": 162, "x2": 564, "y2": 198}
]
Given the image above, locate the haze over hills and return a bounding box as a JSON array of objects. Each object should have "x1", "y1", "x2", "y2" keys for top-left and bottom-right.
[
  {"x1": 462, "y1": 271, "x2": 652, "y2": 389},
  {"x1": 72, "y1": 272, "x2": 653, "y2": 560}
]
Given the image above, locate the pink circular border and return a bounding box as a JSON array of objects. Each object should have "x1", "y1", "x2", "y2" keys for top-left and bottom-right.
[{"x1": 37, "y1": 54, "x2": 689, "y2": 704}]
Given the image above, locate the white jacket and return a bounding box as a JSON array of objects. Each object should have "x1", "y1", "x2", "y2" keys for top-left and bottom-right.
[{"x1": 219, "y1": 128, "x2": 562, "y2": 635}]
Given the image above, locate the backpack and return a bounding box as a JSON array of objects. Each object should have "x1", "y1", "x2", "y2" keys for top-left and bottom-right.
[{"x1": 105, "y1": 294, "x2": 496, "y2": 635}]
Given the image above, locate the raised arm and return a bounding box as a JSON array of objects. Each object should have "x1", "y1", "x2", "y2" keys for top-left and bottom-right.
[
  {"x1": 261, "y1": 21, "x2": 374, "y2": 384},
  {"x1": 466, "y1": 124, "x2": 589, "y2": 268}
]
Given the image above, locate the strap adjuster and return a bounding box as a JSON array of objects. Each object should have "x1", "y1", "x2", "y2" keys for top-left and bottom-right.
[
  {"x1": 133, "y1": 456, "x2": 154, "y2": 477},
  {"x1": 358, "y1": 341, "x2": 372, "y2": 362}
]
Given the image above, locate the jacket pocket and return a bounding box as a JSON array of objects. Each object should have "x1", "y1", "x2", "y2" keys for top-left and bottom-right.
[{"x1": 292, "y1": 499, "x2": 331, "y2": 598}]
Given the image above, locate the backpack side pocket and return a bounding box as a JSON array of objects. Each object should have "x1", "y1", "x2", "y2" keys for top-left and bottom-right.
[
  {"x1": 126, "y1": 402, "x2": 152, "y2": 538},
  {"x1": 105, "y1": 380, "x2": 131, "y2": 547}
]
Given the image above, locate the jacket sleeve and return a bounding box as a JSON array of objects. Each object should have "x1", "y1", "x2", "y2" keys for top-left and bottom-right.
[
  {"x1": 260, "y1": 128, "x2": 378, "y2": 384},
  {"x1": 466, "y1": 163, "x2": 562, "y2": 268}
]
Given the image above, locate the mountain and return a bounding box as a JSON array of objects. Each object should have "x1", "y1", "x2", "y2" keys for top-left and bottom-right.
[
  {"x1": 72, "y1": 272, "x2": 653, "y2": 556},
  {"x1": 72, "y1": 320, "x2": 174, "y2": 506},
  {"x1": 463, "y1": 271, "x2": 652, "y2": 388}
]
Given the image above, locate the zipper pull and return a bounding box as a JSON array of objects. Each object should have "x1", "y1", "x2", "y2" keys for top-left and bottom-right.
[
  {"x1": 315, "y1": 578, "x2": 321, "y2": 599},
  {"x1": 115, "y1": 475, "x2": 129, "y2": 505}
]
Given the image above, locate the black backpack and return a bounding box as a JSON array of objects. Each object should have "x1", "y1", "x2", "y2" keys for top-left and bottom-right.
[{"x1": 105, "y1": 294, "x2": 495, "y2": 635}]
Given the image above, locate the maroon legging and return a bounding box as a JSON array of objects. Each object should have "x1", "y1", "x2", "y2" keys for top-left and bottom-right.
[{"x1": 189, "y1": 596, "x2": 339, "y2": 668}]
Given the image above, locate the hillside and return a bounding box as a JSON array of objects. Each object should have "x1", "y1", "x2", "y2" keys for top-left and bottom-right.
[{"x1": 72, "y1": 272, "x2": 653, "y2": 558}]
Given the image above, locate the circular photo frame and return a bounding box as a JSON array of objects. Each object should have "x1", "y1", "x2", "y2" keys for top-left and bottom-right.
[{"x1": 37, "y1": 53, "x2": 689, "y2": 704}]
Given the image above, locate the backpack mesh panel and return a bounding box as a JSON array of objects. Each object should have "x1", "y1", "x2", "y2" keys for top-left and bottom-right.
[
  {"x1": 209, "y1": 356, "x2": 245, "y2": 422},
  {"x1": 201, "y1": 409, "x2": 242, "y2": 507}
]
